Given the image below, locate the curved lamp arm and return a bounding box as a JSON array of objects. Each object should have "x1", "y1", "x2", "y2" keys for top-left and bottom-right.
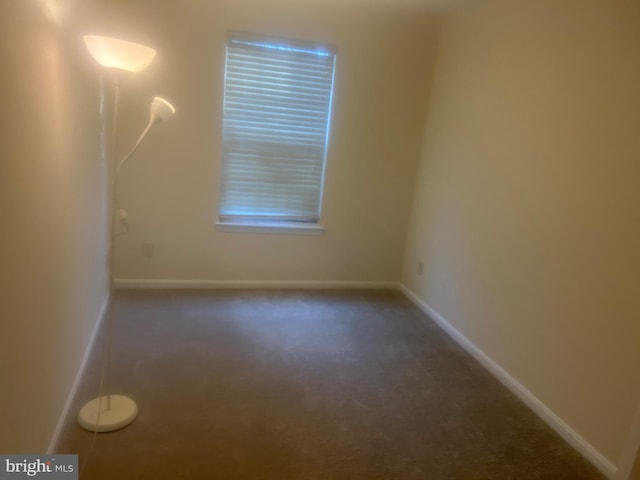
[
  {"x1": 116, "y1": 121, "x2": 154, "y2": 176},
  {"x1": 116, "y1": 97, "x2": 176, "y2": 175},
  {"x1": 114, "y1": 96, "x2": 176, "y2": 233}
]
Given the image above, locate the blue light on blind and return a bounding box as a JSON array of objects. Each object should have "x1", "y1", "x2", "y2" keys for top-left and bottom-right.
[{"x1": 229, "y1": 39, "x2": 332, "y2": 57}]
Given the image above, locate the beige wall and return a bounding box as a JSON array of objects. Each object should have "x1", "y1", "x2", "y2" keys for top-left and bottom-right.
[
  {"x1": 403, "y1": 0, "x2": 640, "y2": 468},
  {"x1": 0, "y1": 1, "x2": 108, "y2": 452},
  {"x1": 88, "y1": 0, "x2": 439, "y2": 283}
]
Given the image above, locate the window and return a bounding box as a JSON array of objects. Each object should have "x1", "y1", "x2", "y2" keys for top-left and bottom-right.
[{"x1": 219, "y1": 34, "x2": 336, "y2": 227}]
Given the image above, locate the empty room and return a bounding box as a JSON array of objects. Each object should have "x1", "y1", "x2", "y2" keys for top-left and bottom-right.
[{"x1": 1, "y1": 0, "x2": 639, "y2": 478}]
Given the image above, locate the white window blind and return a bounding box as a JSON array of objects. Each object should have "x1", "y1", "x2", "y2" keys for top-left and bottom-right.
[{"x1": 219, "y1": 35, "x2": 336, "y2": 223}]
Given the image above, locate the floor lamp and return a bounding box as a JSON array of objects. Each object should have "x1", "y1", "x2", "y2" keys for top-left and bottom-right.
[{"x1": 78, "y1": 35, "x2": 176, "y2": 432}]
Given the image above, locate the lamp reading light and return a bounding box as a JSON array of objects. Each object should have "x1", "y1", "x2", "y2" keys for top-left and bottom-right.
[
  {"x1": 83, "y1": 35, "x2": 156, "y2": 73},
  {"x1": 150, "y1": 96, "x2": 176, "y2": 124}
]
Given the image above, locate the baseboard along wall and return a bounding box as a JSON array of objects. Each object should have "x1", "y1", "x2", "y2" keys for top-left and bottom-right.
[
  {"x1": 47, "y1": 295, "x2": 108, "y2": 454},
  {"x1": 114, "y1": 278, "x2": 400, "y2": 290},
  {"x1": 398, "y1": 284, "x2": 617, "y2": 479}
]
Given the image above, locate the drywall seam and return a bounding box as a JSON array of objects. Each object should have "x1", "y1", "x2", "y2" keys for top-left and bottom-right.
[
  {"x1": 47, "y1": 294, "x2": 109, "y2": 454},
  {"x1": 399, "y1": 284, "x2": 617, "y2": 479},
  {"x1": 114, "y1": 279, "x2": 401, "y2": 290}
]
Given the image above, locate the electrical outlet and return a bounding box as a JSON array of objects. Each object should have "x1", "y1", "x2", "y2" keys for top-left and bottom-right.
[
  {"x1": 417, "y1": 261, "x2": 424, "y2": 275},
  {"x1": 141, "y1": 242, "x2": 155, "y2": 258}
]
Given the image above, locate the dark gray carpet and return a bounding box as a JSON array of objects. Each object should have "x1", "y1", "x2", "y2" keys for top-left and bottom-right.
[{"x1": 57, "y1": 289, "x2": 605, "y2": 479}]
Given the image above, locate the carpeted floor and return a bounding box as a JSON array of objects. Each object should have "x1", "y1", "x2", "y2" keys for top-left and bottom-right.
[{"x1": 57, "y1": 289, "x2": 605, "y2": 479}]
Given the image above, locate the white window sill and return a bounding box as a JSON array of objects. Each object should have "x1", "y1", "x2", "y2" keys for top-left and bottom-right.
[{"x1": 215, "y1": 220, "x2": 325, "y2": 235}]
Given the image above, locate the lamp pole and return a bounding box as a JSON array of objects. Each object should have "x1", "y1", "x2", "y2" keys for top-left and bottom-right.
[
  {"x1": 78, "y1": 77, "x2": 139, "y2": 432},
  {"x1": 104, "y1": 78, "x2": 120, "y2": 413}
]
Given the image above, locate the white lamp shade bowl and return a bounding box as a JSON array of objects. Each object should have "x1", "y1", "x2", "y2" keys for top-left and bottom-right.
[{"x1": 83, "y1": 35, "x2": 156, "y2": 73}]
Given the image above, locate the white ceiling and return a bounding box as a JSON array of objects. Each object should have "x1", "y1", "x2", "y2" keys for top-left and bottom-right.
[{"x1": 35, "y1": 0, "x2": 480, "y2": 30}]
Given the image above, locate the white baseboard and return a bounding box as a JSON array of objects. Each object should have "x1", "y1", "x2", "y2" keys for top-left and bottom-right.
[
  {"x1": 47, "y1": 294, "x2": 108, "y2": 454},
  {"x1": 114, "y1": 278, "x2": 400, "y2": 290},
  {"x1": 399, "y1": 284, "x2": 617, "y2": 479}
]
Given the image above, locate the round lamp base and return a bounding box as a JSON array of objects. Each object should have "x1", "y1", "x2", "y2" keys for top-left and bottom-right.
[{"x1": 78, "y1": 395, "x2": 138, "y2": 432}]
